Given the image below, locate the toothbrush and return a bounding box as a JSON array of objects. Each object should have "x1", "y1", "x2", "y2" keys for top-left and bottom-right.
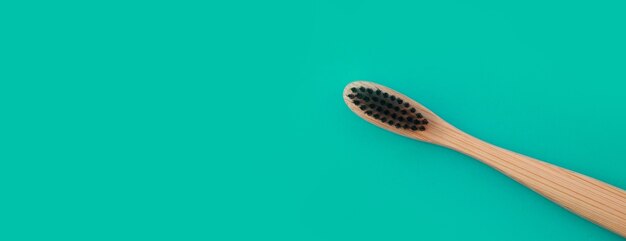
[{"x1": 343, "y1": 81, "x2": 626, "y2": 237}]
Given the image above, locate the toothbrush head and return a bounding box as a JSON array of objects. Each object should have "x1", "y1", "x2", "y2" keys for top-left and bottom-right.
[
  {"x1": 343, "y1": 81, "x2": 448, "y2": 142},
  {"x1": 346, "y1": 85, "x2": 428, "y2": 131}
]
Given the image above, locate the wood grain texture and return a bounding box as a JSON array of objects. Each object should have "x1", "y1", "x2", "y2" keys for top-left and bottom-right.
[{"x1": 343, "y1": 81, "x2": 626, "y2": 237}]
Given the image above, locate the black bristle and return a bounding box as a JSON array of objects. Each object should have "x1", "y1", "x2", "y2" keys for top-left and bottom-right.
[{"x1": 349, "y1": 85, "x2": 428, "y2": 131}]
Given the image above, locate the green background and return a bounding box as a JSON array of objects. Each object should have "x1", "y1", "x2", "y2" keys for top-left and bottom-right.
[{"x1": 2, "y1": 0, "x2": 626, "y2": 240}]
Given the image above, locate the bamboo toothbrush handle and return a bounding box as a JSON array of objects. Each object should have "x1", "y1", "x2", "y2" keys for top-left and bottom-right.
[{"x1": 444, "y1": 132, "x2": 626, "y2": 237}]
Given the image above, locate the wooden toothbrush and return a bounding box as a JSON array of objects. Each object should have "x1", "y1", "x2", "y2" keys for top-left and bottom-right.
[{"x1": 343, "y1": 81, "x2": 626, "y2": 237}]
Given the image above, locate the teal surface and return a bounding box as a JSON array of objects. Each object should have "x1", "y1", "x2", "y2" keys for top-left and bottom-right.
[{"x1": 2, "y1": 0, "x2": 626, "y2": 240}]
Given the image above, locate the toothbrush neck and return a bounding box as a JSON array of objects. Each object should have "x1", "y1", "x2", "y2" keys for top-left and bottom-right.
[{"x1": 434, "y1": 128, "x2": 523, "y2": 168}]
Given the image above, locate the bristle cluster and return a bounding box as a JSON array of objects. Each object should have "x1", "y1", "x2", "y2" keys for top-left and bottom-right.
[{"x1": 347, "y1": 86, "x2": 429, "y2": 131}]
